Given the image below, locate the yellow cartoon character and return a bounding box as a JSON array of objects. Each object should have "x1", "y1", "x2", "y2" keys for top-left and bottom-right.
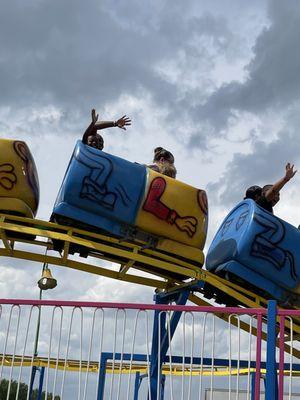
[{"x1": 0, "y1": 139, "x2": 39, "y2": 217}]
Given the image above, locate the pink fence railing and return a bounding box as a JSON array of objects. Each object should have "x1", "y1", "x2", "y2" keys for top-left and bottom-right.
[{"x1": 0, "y1": 298, "x2": 286, "y2": 399}]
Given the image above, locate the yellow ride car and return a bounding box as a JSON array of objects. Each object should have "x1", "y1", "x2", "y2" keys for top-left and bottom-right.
[{"x1": 0, "y1": 139, "x2": 39, "y2": 218}]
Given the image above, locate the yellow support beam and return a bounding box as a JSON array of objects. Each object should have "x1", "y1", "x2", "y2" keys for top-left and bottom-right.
[{"x1": 1, "y1": 354, "x2": 299, "y2": 377}]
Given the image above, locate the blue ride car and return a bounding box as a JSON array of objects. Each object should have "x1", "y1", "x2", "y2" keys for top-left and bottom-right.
[
  {"x1": 52, "y1": 141, "x2": 146, "y2": 238},
  {"x1": 206, "y1": 199, "x2": 300, "y2": 305}
]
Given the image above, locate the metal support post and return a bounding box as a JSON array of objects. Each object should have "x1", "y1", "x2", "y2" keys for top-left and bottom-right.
[
  {"x1": 265, "y1": 300, "x2": 278, "y2": 400},
  {"x1": 148, "y1": 288, "x2": 190, "y2": 400},
  {"x1": 133, "y1": 372, "x2": 141, "y2": 400},
  {"x1": 37, "y1": 367, "x2": 45, "y2": 400},
  {"x1": 29, "y1": 289, "x2": 43, "y2": 400},
  {"x1": 251, "y1": 371, "x2": 256, "y2": 400},
  {"x1": 97, "y1": 354, "x2": 108, "y2": 400},
  {"x1": 28, "y1": 366, "x2": 37, "y2": 400},
  {"x1": 160, "y1": 374, "x2": 166, "y2": 400}
]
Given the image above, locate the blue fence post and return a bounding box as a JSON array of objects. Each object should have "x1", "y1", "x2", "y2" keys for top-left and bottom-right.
[
  {"x1": 251, "y1": 371, "x2": 256, "y2": 400},
  {"x1": 133, "y1": 372, "x2": 140, "y2": 400},
  {"x1": 37, "y1": 367, "x2": 45, "y2": 400},
  {"x1": 97, "y1": 353, "x2": 108, "y2": 400},
  {"x1": 148, "y1": 289, "x2": 190, "y2": 400},
  {"x1": 28, "y1": 366, "x2": 37, "y2": 400},
  {"x1": 160, "y1": 374, "x2": 166, "y2": 400},
  {"x1": 265, "y1": 300, "x2": 278, "y2": 400}
]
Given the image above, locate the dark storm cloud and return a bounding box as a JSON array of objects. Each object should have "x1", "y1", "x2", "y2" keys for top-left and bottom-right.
[
  {"x1": 208, "y1": 116, "x2": 300, "y2": 207},
  {"x1": 203, "y1": 0, "x2": 300, "y2": 208},
  {"x1": 0, "y1": 0, "x2": 237, "y2": 135},
  {"x1": 188, "y1": 0, "x2": 300, "y2": 140}
]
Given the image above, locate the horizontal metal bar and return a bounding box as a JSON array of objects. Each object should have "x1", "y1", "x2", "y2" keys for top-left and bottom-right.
[{"x1": 0, "y1": 298, "x2": 267, "y2": 313}]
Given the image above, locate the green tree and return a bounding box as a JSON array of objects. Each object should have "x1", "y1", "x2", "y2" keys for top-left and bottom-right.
[{"x1": 0, "y1": 379, "x2": 60, "y2": 400}]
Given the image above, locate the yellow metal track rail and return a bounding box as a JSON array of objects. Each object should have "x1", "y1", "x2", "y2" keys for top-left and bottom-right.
[{"x1": 1, "y1": 354, "x2": 298, "y2": 377}]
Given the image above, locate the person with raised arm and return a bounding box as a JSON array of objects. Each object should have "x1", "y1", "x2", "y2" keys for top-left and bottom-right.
[
  {"x1": 82, "y1": 108, "x2": 131, "y2": 150},
  {"x1": 244, "y1": 163, "x2": 297, "y2": 214}
]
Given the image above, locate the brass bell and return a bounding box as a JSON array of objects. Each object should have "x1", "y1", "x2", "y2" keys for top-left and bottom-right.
[{"x1": 38, "y1": 267, "x2": 57, "y2": 290}]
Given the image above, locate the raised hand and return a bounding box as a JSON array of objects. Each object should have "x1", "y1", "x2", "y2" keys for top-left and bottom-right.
[
  {"x1": 174, "y1": 216, "x2": 198, "y2": 238},
  {"x1": 115, "y1": 115, "x2": 131, "y2": 130},
  {"x1": 91, "y1": 109, "x2": 99, "y2": 124},
  {"x1": 285, "y1": 163, "x2": 297, "y2": 181}
]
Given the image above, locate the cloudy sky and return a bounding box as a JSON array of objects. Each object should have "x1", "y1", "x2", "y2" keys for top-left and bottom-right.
[{"x1": 1, "y1": 0, "x2": 300, "y2": 304}]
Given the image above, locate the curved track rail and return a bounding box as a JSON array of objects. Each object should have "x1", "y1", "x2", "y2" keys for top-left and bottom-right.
[{"x1": 0, "y1": 214, "x2": 273, "y2": 305}]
